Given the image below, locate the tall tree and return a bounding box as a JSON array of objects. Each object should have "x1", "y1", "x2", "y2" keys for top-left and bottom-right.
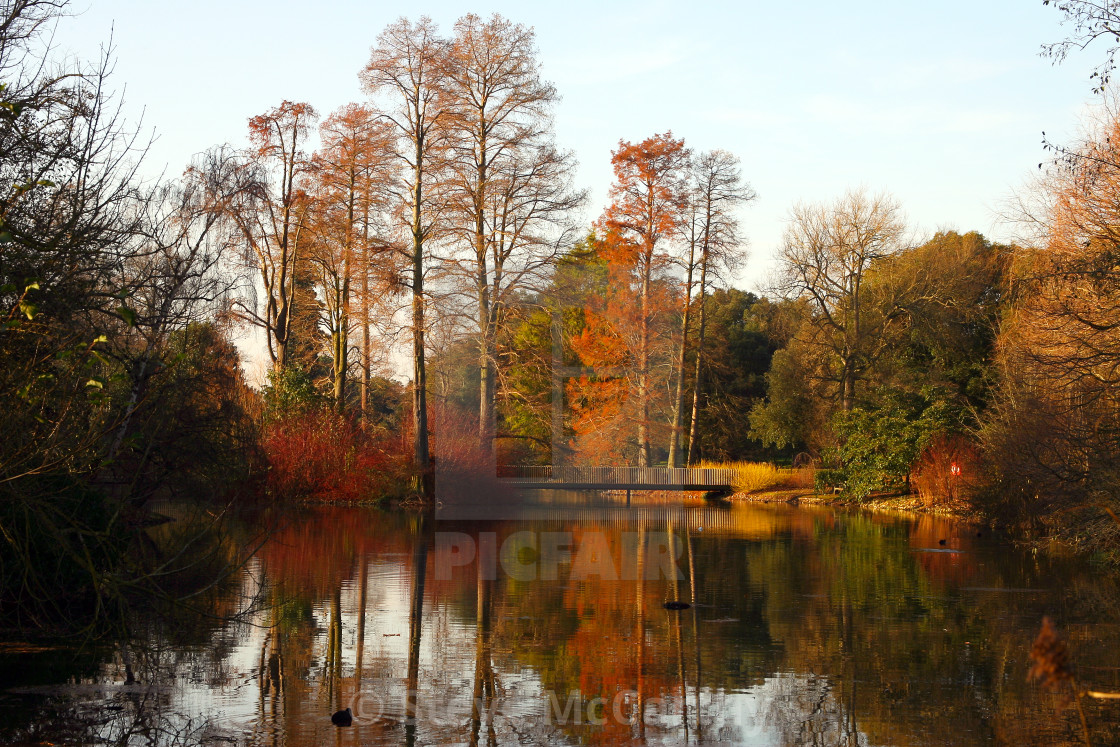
[
  {"x1": 772, "y1": 188, "x2": 907, "y2": 413},
  {"x1": 671, "y1": 149, "x2": 755, "y2": 466},
  {"x1": 310, "y1": 103, "x2": 394, "y2": 413},
  {"x1": 216, "y1": 101, "x2": 319, "y2": 371},
  {"x1": 883, "y1": 230, "x2": 1006, "y2": 409},
  {"x1": 102, "y1": 174, "x2": 238, "y2": 465},
  {"x1": 361, "y1": 16, "x2": 449, "y2": 480},
  {"x1": 597, "y1": 132, "x2": 691, "y2": 466},
  {"x1": 442, "y1": 13, "x2": 583, "y2": 459}
]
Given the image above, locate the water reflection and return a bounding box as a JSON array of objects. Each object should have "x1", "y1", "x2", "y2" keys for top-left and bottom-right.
[{"x1": 2, "y1": 498, "x2": 1119, "y2": 745}]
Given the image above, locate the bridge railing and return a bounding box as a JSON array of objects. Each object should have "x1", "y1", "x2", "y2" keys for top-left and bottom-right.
[{"x1": 497, "y1": 465, "x2": 737, "y2": 487}]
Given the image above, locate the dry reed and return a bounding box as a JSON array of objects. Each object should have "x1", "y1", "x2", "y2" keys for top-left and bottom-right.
[{"x1": 700, "y1": 461, "x2": 814, "y2": 494}]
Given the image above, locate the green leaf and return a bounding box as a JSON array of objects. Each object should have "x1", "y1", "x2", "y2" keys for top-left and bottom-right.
[
  {"x1": 19, "y1": 301, "x2": 37, "y2": 320},
  {"x1": 117, "y1": 305, "x2": 137, "y2": 327},
  {"x1": 85, "y1": 379, "x2": 104, "y2": 389}
]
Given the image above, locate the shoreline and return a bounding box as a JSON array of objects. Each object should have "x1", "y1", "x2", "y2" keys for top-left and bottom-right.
[{"x1": 728, "y1": 487, "x2": 988, "y2": 521}]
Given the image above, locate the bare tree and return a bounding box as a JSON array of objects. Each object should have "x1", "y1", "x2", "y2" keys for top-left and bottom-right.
[
  {"x1": 361, "y1": 16, "x2": 450, "y2": 481},
  {"x1": 103, "y1": 175, "x2": 237, "y2": 463},
  {"x1": 776, "y1": 188, "x2": 907, "y2": 412},
  {"x1": 310, "y1": 103, "x2": 394, "y2": 413},
  {"x1": 209, "y1": 101, "x2": 319, "y2": 372},
  {"x1": 667, "y1": 149, "x2": 755, "y2": 466},
  {"x1": 441, "y1": 12, "x2": 584, "y2": 457}
]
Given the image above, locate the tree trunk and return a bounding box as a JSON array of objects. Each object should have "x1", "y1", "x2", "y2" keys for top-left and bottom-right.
[
  {"x1": 478, "y1": 339, "x2": 496, "y2": 460},
  {"x1": 333, "y1": 326, "x2": 347, "y2": 412},
  {"x1": 360, "y1": 217, "x2": 370, "y2": 421},
  {"x1": 412, "y1": 259, "x2": 430, "y2": 473},
  {"x1": 477, "y1": 271, "x2": 495, "y2": 461},
  {"x1": 274, "y1": 292, "x2": 289, "y2": 371},
  {"x1": 411, "y1": 156, "x2": 431, "y2": 484},
  {"x1": 841, "y1": 359, "x2": 855, "y2": 412},
  {"x1": 686, "y1": 257, "x2": 710, "y2": 465},
  {"x1": 108, "y1": 354, "x2": 150, "y2": 465},
  {"x1": 333, "y1": 281, "x2": 349, "y2": 413},
  {"x1": 475, "y1": 122, "x2": 496, "y2": 460},
  {"x1": 668, "y1": 236, "x2": 698, "y2": 468},
  {"x1": 638, "y1": 261, "x2": 651, "y2": 468},
  {"x1": 334, "y1": 193, "x2": 354, "y2": 413},
  {"x1": 274, "y1": 130, "x2": 299, "y2": 372}
]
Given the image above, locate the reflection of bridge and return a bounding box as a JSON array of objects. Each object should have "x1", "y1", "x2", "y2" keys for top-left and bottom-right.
[
  {"x1": 434, "y1": 499, "x2": 828, "y2": 540},
  {"x1": 497, "y1": 466, "x2": 736, "y2": 491}
]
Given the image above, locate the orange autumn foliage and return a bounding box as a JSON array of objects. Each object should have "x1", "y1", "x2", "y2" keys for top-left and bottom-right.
[
  {"x1": 568, "y1": 134, "x2": 691, "y2": 466},
  {"x1": 984, "y1": 103, "x2": 1120, "y2": 519},
  {"x1": 599, "y1": 132, "x2": 691, "y2": 270},
  {"x1": 566, "y1": 301, "x2": 632, "y2": 461}
]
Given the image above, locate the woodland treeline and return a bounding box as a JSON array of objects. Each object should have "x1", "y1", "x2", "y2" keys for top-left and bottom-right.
[{"x1": 2, "y1": 0, "x2": 1120, "y2": 630}]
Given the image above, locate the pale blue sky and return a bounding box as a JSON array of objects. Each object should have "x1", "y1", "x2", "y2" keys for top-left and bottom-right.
[{"x1": 54, "y1": 0, "x2": 1095, "y2": 290}]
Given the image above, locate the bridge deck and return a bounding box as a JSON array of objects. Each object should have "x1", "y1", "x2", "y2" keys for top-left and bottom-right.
[
  {"x1": 498, "y1": 466, "x2": 736, "y2": 491},
  {"x1": 504, "y1": 482, "x2": 730, "y2": 491}
]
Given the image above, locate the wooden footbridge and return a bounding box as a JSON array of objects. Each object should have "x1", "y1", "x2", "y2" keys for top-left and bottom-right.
[{"x1": 497, "y1": 466, "x2": 736, "y2": 492}]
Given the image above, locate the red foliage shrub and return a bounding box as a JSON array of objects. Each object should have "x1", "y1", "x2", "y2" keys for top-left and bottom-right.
[
  {"x1": 262, "y1": 410, "x2": 411, "y2": 502},
  {"x1": 912, "y1": 433, "x2": 981, "y2": 507},
  {"x1": 429, "y1": 402, "x2": 491, "y2": 477},
  {"x1": 427, "y1": 401, "x2": 518, "y2": 503}
]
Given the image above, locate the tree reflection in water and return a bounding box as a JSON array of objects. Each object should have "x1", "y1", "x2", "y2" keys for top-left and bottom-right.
[{"x1": 1, "y1": 500, "x2": 1119, "y2": 745}]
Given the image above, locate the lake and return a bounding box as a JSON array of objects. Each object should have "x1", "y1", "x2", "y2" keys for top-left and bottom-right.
[{"x1": 1, "y1": 494, "x2": 1118, "y2": 745}]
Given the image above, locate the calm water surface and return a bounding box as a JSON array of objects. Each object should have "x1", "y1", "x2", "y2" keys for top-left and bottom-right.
[{"x1": 2, "y1": 494, "x2": 1119, "y2": 746}]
